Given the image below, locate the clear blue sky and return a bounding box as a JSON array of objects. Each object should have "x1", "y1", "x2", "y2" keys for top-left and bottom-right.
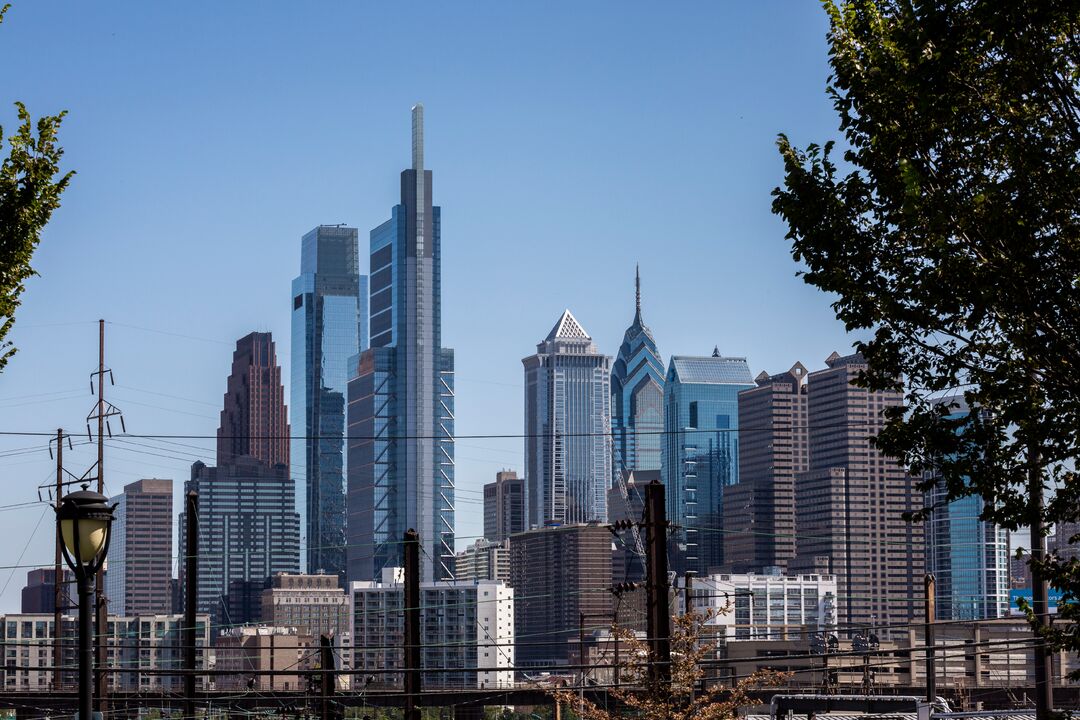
[{"x1": 0, "y1": 2, "x2": 856, "y2": 611}]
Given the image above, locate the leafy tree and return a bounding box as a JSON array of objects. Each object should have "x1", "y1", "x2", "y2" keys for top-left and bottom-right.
[
  {"x1": 0, "y1": 3, "x2": 73, "y2": 372},
  {"x1": 772, "y1": 0, "x2": 1079, "y2": 671},
  {"x1": 549, "y1": 611, "x2": 786, "y2": 720}
]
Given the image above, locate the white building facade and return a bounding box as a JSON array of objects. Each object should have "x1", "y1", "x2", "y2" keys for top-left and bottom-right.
[
  {"x1": 350, "y1": 568, "x2": 514, "y2": 689},
  {"x1": 690, "y1": 571, "x2": 838, "y2": 640}
]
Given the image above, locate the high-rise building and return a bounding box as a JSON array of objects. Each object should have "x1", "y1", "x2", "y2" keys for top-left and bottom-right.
[
  {"x1": 924, "y1": 397, "x2": 1009, "y2": 620},
  {"x1": 181, "y1": 331, "x2": 300, "y2": 628},
  {"x1": 791, "y1": 352, "x2": 924, "y2": 636},
  {"x1": 351, "y1": 569, "x2": 514, "y2": 689},
  {"x1": 722, "y1": 363, "x2": 809, "y2": 572},
  {"x1": 483, "y1": 470, "x2": 524, "y2": 542},
  {"x1": 105, "y1": 478, "x2": 173, "y2": 616},
  {"x1": 218, "y1": 332, "x2": 289, "y2": 467},
  {"x1": 20, "y1": 569, "x2": 73, "y2": 614},
  {"x1": 688, "y1": 570, "x2": 838, "y2": 640},
  {"x1": 662, "y1": 350, "x2": 754, "y2": 575},
  {"x1": 260, "y1": 573, "x2": 349, "y2": 643},
  {"x1": 509, "y1": 523, "x2": 612, "y2": 667},
  {"x1": 522, "y1": 310, "x2": 612, "y2": 528},
  {"x1": 1051, "y1": 520, "x2": 1080, "y2": 562},
  {"x1": 455, "y1": 539, "x2": 510, "y2": 584},
  {"x1": 346, "y1": 105, "x2": 455, "y2": 583},
  {"x1": 611, "y1": 267, "x2": 664, "y2": 475},
  {"x1": 292, "y1": 225, "x2": 369, "y2": 579}
]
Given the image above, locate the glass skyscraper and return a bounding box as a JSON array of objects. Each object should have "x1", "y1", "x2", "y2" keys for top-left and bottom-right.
[
  {"x1": 610, "y1": 266, "x2": 664, "y2": 476},
  {"x1": 523, "y1": 309, "x2": 612, "y2": 527},
  {"x1": 346, "y1": 104, "x2": 456, "y2": 583},
  {"x1": 292, "y1": 225, "x2": 368, "y2": 580},
  {"x1": 662, "y1": 350, "x2": 754, "y2": 575},
  {"x1": 925, "y1": 397, "x2": 1009, "y2": 620}
]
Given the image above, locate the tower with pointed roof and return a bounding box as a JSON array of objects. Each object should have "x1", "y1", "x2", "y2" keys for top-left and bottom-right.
[
  {"x1": 611, "y1": 266, "x2": 665, "y2": 476},
  {"x1": 346, "y1": 105, "x2": 455, "y2": 584},
  {"x1": 522, "y1": 310, "x2": 613, "y2": 527}
]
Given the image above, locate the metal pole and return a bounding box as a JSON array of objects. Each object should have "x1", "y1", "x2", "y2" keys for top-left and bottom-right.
[
  {"x1": 1029, "y1": 439, "x2": 1054, "y2": 720},
  {"x1": 184, "y1": 491, "x2": 198, "y2": 720},
  {"x1": 684, "y1": 571, "x2": 694, "y2": 616},
  {"x1": 925, "y1": 574, "x2": 936, "y2": 704},
  {"x1": 78, "y1": 572, "x2": 93, "y2": 720},
  {"x1": 320, "y1": 634, "x2": 336, "y2": 720},
  {"x1": 579, "y1": 612, "x2": 586, "y2": 716},
  {"x1": 404, "y1": 529, "x2": 421, "y2": 720},
  {"x1": 95, "y1": 319, "x2": 108, "y2": 715},
  {"x1": 54, "y1": 428, "x2": 64, "y2": 693},
  {"x1": 645, "y1": 480, "x2": 671, "y2": 691}
]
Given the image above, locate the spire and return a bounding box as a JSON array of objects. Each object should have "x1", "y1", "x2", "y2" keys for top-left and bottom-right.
[
  {"x1": 634, "y1": 264, "x2": 642, "y2": 323},
  {"x1": 712, "y1": 346, "x2": 721, "y2": 357},
  {"x1": 411, "y1": 103, "x2": 424, "y2": 171},
  {"x1": 545, "y1": 309, "x2": 592, "y2": 341}
]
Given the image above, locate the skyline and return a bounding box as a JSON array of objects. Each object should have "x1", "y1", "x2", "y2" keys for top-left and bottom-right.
[{"x1": 0, "y1": 2, "x2": 855, "y2": 612}]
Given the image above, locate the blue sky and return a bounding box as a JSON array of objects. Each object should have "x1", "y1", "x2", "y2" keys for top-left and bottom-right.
[{"x1": 0, "y1": 2, "x2": 854, "y2": 610}]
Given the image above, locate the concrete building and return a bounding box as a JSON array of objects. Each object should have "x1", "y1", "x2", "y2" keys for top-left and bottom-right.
[
  {"x1": 723, "y1": 363, "x2": 809, "y2": 572},
  {"x1": 215, "y1": 626, "x2": 313, "y2": 691},
  {"x1": 1051, "y1": 519, "x2": 1080, "y2": 561},
  {"x1": 663, "y1": 350, "x2": 755, "y2": 574},
  {"x1": 483, "y1": 470, "x2": 524, "y2": 542},
  {"x1": 523, "y1": 310, "x2": 612, "y2": 527},
  {"x1": 610, "y1": 266, "x2": 665, "y2": 475},
  {"x1": 292, "y1": 225, "x2": 368, "y2": 580},
  {"x1": 260, "y1": 573, "x2": 349, "y2": 643},
  {"x1": 455, "y1": 539, "x2": 509, "y2": 584},
  {"x1": 350, "y1": 569, "x2": 514, "y2": 689},
  {"x1": 346, "y1": 105, "x2": 456, "y2": 584},
  {"x1": 20, "y1": 569, "x2": 73, "y2": 614},
  {"x1": 509, "y1": 523, "x2": 612, "y2": 667},
  {"x1": 689, "y1": 570, "x2": 838, "y2": 641},
  {"x1": 791, "y1": 352, "x2": 924, "y2": 637},
  {"x1": 105, "y1": 478, "x2": 173, "y2": 616},
  {"x1": 218, "y1": 331, "x2": 290, "y2": 468},
  {"x1": 0, "y1": 613, "x2": 210, "y2": 693}
]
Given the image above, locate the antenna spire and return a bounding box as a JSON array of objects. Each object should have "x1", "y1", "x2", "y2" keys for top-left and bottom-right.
[{"x1": 411, "y1": 103, "x2": 424, "y2": 171}]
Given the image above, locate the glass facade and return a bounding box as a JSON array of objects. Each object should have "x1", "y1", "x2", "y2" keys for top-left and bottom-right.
[
  {"x1": 291, "y1": 225, "x2": 368, "y2": 580},
  {"x1": 523, "y1": 310, "x2": 612, "y2": 527},
  {"x1": 662, "y1": 352, "x2": 754, "y2": 575},
  {"x1": 347, "y1": 105, "x2": 455, "y2": 583},
  {"x1": 611, "y1": 268, "x2": 664, "y2": 476}
]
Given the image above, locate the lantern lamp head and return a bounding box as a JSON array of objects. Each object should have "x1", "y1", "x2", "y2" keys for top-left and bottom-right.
[{"x1": 56, "y1": 485, "x2": 115, "y2": 576}]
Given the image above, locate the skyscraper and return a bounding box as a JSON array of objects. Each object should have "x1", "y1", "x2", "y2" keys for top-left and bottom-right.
[
  {"x1": 346, "y1": 104, "x2": 456, "y2": 583},
  {"x1": 791, "y1": 351, "x2": 924, "y2": 636},
  {"x1": 181, "y1": 332, "x2": 300, "y2": 626},
  {"x1": 483, "y1": 470, "x2": 524, "y2": 542},
  {"x1": 610, "y1": 267, "x2": 665, "y2": 476},
  {"x1": 722, "y1": 363, "x2": 809, "y2": 572},
  {"x1": 218, "y1": 332, "x2": 289, "y2": 467},
  {"x1": 522, "y1": 309, "x2": 612, "y2": 528},
  {"x1": 662, "y1": 350, "x2": 754, "y2": 574},
  {"x1": 105, "y1": 478, "x2": 173, "y2": 616},
  {"x1": 924, "y1": 397, "x2": 1009, "y2": 620},
  {"x1": 292, "y1": 225, "x2": 369, "y2": 579}
]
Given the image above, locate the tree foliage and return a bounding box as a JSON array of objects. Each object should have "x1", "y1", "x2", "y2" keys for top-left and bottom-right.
[
  {"x1": 0, "y1": 3, "x2": 73, "y2": 372},
  {"x1": 549, "y1": 611, "x2": 787, "y2": 720},
  {"x1": 772, "y1": 0, "x2": 1080, "y2": 661}
]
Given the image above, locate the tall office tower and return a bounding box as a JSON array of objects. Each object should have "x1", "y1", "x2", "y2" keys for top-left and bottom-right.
[
  {"x1": 20, "y1": 568, "x2": 73, "y2": 614},
  {"x1": 722, "y1": 363, "x2": 809, "y2": 572},
  {"x1": 292, "y1": 225, "x2": 369, "y2": 579},
  {"x1": 610, "y1": 267, "x2": 665, "y2": 475},
  {"x1": 792, "y1": 352, "x2": 924, "y2": 636},
  {"x1": 509, "y1": 523, "x2": 613, "y2": 667},
  {"x1": 105, "y1": 479, "x2": 174, "y2": 615},
  {"x1": 662, "y1": 350, "x2": 754, "y2": 575},
  {"x1": 483, "y1": 470, "x2": 525, "y2": 542},
  {"x1": 522, "y1": 310, "x2": 613, "y2": 528},
  {"x1": 1051, "y1": 520, "x2": 1080, "y2": 562},
  {"x1": 181, "y1": 331, "x2": 301, "y2": 626},
  {"x1": 346, "y1": 104, "x2": 456, "y2": 583},
  {"x1": 218, "y1": 332, "x2": 289, "y2": 467},
  {"x1": 924, "y1": 397, "x2": 1009, "y2": 620}
]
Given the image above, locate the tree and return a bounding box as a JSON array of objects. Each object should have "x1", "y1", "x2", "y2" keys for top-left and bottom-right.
[
  {"x1": 0, "y1": 3, "x2": 73, "y2": 372},
  {"x1": 549, "y1": 611, "x2": 786, "y2": 720},
  {"x1": 772, "y1": 0, "x2": 1079, "y2": 676}
]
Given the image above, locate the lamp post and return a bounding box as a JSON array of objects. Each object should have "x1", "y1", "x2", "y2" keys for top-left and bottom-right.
[{"x1": 56, "y1": 485, "x2": 115, "y2": 720}]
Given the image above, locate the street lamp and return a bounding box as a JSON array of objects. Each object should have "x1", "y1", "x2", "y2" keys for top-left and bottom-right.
[{"x1": 56, "y1": 486, "x2": 115, "y2": 720}]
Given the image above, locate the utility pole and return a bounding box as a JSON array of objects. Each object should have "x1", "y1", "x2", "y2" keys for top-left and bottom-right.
[
  {"x1": 320, "y1": 634, "x2": 338, "y2": 720},
  {"x1": 644, "y1": 480, "x2": 671, "y2": 691},
  {"x1": 53, "y1": 428, "x2": 64, "y2": 693},
  {"x1": 404, "y1": 529, "x2": 421, "y2": 720},
  {"x1": 1029, "y1": 445, "x2": 1054, "y2": 720},
  {"x1": 184, "y1": 491, "x2": 198, "y2": 720},
  {"x1": 925, "y1": 574, "x2": 936, "y2": 704},
  {"x1": 684, "y1": 571, "x2": 694, "y2": 616}
]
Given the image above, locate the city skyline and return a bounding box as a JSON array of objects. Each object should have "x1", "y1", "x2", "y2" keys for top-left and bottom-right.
[{"x1": 0, "y1": 2, "x2": 856, "y2": 612}]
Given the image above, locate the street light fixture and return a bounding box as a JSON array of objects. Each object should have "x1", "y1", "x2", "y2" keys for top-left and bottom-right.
[{"x1": 56, "y1": 485, "x2": 115, "y2": 720}]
